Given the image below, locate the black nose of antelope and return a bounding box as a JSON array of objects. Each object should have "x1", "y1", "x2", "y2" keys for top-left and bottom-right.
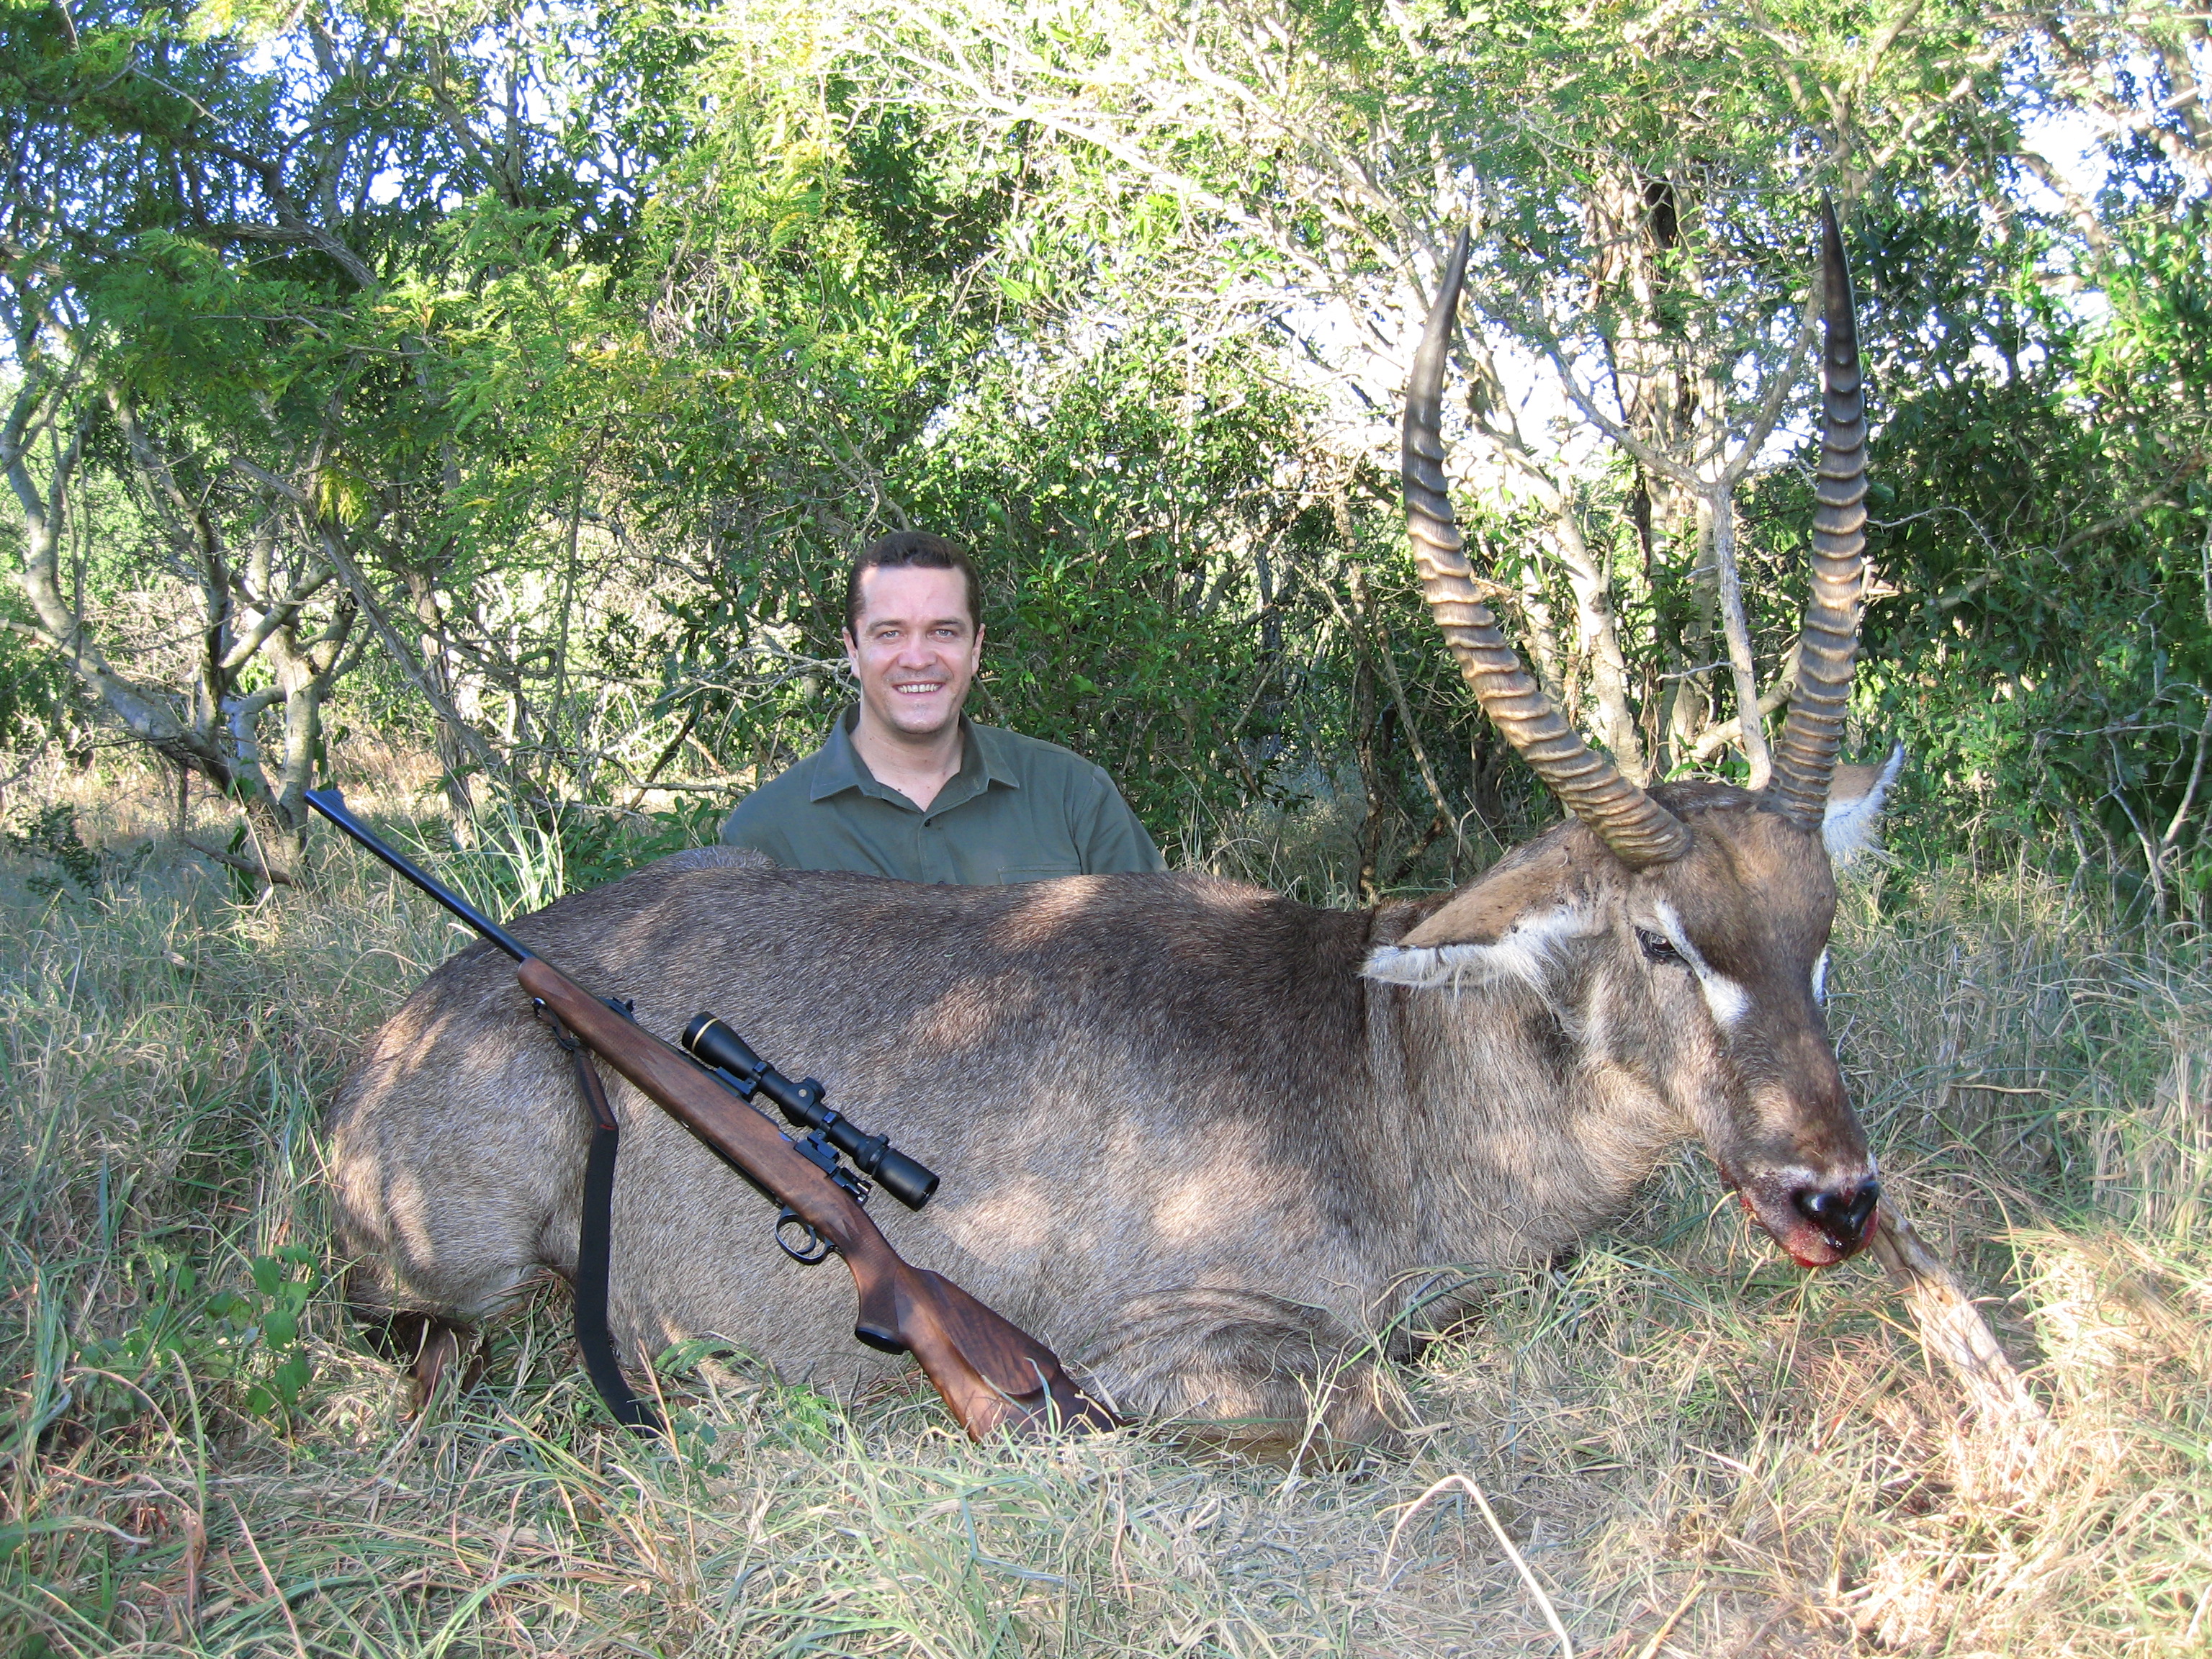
[{"x1": 1794, "y1": 1179, "x2": 1881, "y2": 1256}]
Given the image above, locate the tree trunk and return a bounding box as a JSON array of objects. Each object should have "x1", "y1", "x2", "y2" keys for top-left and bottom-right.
[
  {"x1": 404, "y1": 567, "x2": 479, "y2": 835},
  {"x1": 1704, "y1": 485, "x2": 1772, "y2": 788},
  {"x1": 1346, "y1": 577, "x2": 1391, "y2": 904},
  {"x1": 1588, "y1": 166, "x2": 1714, "y2": 775},
  {"x1": 1545, "y1": 505, "x2": 1650, "y2": 783}
]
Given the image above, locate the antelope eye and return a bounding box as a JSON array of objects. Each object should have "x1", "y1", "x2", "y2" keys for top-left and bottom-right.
[{"x1": 1637, "y1": 927, "x2": 1685, "y2": 966}]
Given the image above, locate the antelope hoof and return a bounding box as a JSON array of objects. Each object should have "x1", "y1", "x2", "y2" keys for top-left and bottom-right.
[{"x1": 377, "y1": 1312, "x2": 483, "y2": 1413}]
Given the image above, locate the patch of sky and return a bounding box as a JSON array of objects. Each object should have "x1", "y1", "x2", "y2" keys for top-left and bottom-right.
[
  {"x1": 2010, "y1": 104, "x2": 2118, "y2": 331},
  {"x1": 238, "y1": 4, "x2": 651, "y2": 222}
]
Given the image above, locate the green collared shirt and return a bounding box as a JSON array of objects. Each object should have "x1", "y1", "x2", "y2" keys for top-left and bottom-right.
[{"x1": 719, "y1": 708, "x2": 1166, "y2": 884}]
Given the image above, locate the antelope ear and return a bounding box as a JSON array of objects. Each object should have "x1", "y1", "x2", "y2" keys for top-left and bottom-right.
[
  {"x1": 1822, "y1": 742, "x2": 1904, "y2": 868},
  {"x1": 1361, "y1": 843, "x2": 1597, "y2": 990}
]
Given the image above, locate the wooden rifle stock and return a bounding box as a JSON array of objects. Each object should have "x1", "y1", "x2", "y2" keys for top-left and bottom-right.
[{"x1": 516, "y1": 958, "x2": 1118, "y2": 1439}]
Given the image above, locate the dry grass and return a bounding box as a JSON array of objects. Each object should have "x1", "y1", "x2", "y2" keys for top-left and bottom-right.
[{"x1": 3, "y1": 766, "x2": 2209, "y2": 1657}]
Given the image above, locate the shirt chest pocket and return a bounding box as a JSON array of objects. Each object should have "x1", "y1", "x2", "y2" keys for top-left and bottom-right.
[{"x1": 996, "y1": 861, "x2": 1083, "y2": 885}]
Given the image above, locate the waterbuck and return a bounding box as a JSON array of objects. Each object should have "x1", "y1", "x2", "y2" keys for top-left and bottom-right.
[{"x1": 328, "y1": 211, "x2": 1891, "y2": 1452}]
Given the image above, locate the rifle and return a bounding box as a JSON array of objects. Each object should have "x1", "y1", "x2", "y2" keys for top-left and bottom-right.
[{"x1": 304, "y1": 788, "x2": 1118, "y2": 1439}]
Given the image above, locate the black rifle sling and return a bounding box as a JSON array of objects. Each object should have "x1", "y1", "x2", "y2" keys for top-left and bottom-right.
[{"x1": 544, "y1": 1010, "x2": 664, "y2": 1437}]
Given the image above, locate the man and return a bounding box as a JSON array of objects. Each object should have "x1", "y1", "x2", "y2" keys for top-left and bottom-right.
[{"x1": 720, "y1": 532, "x2": 1166, "y2": 883}]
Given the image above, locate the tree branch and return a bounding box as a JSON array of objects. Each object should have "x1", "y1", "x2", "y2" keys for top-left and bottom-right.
[{"x1": 1691, "y1": 646, "x2": 1799, "y2": 764}]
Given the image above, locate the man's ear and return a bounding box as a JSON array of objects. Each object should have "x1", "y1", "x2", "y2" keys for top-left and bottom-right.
[
  {"x1": 1822, "y1": 742, "x2": 1904, "y2": 868},
  {"x1": 1362, "y1": 842, "x2": 1600, "y2": 990}
]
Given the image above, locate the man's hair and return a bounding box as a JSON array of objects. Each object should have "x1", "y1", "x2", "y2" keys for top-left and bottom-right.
[{"x1": 844, "y1": 532, "x2": 983, "y2": 637}]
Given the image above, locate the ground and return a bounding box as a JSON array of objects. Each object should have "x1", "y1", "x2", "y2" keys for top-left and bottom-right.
[{"x1": 1, "y1": 760, "x2": 2207, "y2": 1657}]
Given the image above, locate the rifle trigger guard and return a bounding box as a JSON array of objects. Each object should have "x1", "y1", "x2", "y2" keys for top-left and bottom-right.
[
  {"x1": 532, "y1": 997, "x2": 581, "y2": 1053},
  {"x1": 775, "y1": 1207, "x2": 833, "y2": 1265}
]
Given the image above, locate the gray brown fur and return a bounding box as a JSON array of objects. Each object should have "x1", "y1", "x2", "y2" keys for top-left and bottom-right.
[{"x1": 328, "y1": 770, "x2": 1890, "y2": 1453}]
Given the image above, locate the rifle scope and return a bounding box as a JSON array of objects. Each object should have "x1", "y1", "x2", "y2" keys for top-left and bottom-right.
[{"x1": 682, "y1": 1015, "x2": 939, "y2": 1211}]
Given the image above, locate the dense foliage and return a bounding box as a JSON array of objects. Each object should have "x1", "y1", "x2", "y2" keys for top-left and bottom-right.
[{"x1": 1, "y1": 0, "x2": 2206, "y2": 908}]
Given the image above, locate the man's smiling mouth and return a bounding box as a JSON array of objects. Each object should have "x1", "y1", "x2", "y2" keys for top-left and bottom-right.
[{"x1": 894, "y1": 682, "x2": 945, "y2": 693}]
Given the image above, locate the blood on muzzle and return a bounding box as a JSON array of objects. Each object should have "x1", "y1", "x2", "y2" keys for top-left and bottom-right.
[{"x1": 1794, "y1": 1179, "x2": 1881, "y2": 1256}]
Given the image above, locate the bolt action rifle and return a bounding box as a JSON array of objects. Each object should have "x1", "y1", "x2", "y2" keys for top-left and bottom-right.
[{"x1": 305, "y1": 788, "x2": 1117, "y2": 1440}]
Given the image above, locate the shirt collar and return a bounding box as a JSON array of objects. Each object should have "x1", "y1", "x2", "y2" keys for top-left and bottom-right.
[
  {"x1": 807, "y1": 707, "x2": 872, "y2": 801},
  {"x1": 965, "y1": 718, "x2": 1025, "y2": 791},
  {"x1": 809, "y1": 707, "x2": 1022, "y2": 806}
]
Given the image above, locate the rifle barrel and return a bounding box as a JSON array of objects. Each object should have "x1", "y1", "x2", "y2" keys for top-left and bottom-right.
[{"x1": 305, "y1": 788, "x2": 534, "y2": 963}]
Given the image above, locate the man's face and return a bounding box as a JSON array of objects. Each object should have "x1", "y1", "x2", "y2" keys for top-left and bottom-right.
[{"x1": 844, "y1": 564, "x2": 983, "y2": 742}]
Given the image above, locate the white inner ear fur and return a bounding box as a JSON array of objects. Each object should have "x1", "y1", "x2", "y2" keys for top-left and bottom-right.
[
  {"x1": 1812, "y1": 948, "x2": 1830, "y2": 1005},
  {"x1": 1651, "y1": 899, "x2": 1751, "y2": 1028},
  {"x1": 1362, "y1": 904, "x2": 1589, "y2": 992},
  {"x1": 1822, "y1": 743, "x2": 1904, "y2": 868}
]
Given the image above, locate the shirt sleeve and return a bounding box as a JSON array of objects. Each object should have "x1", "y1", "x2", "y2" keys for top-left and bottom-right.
[
  {"x1": 1074, "y1": 765, "x2": 1169, "y2": 874},
  {"x1": 719, "y1": 793, "x2": 796, "y2": 866}
]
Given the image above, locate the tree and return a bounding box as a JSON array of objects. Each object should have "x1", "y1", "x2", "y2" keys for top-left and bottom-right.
[
  {"x1": 0, "y1": 1, "x2": 722, "y2": 871},
  {"x1": 1, "y1": 5, "x2": 364, "y2": 878},
  {"x1": 1833, "y1": 190, "x2": 2212, "y2": 912},
  {"x1": 805, "y1": 0, "x2": 2024, "y2": 791},
  {"x1": 5, "y1": 0, "x2": 2202, "y2": 912}
]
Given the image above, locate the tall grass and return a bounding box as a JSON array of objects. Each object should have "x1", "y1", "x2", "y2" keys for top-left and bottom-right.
[{"x1": 2, "y1": 768, "x2": 2208, "y2": 1656}]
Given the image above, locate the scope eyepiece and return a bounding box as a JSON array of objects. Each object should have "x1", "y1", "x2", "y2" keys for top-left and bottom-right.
[{"x1": 681, "y1": 1014, "x2": 938, "y2": 1210}]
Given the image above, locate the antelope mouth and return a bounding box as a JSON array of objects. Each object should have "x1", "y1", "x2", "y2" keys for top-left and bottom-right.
[{"x1": 1732, "y1": 1171, "x2": 1881, "y2": 1268}]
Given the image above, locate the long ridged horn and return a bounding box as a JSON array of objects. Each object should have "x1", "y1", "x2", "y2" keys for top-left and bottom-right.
[
  {"x1": 1403, "y1": 229, "x2": 1691, "y2": 868},
  {"x1": 1766, "y1": 197, "x2": 1868, "y2": 829}
]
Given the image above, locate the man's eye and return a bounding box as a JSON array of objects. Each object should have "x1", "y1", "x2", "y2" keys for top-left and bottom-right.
[{"x1": 1637, "y1": 927, "x2": 1685, "y2": 966}]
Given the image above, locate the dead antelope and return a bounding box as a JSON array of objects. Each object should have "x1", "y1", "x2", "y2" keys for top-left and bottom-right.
[{"x1": 327, "y1": 210, "x2": 1891, "y2": 1452}]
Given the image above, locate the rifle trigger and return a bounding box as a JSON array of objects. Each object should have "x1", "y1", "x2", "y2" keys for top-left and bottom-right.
[
  {"x1": 775, "y1": 1208, "x2": 833, "y2": 1266},
  {"x1": 533, "y1": 998, "x2": 582, "y2": 1053}
]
